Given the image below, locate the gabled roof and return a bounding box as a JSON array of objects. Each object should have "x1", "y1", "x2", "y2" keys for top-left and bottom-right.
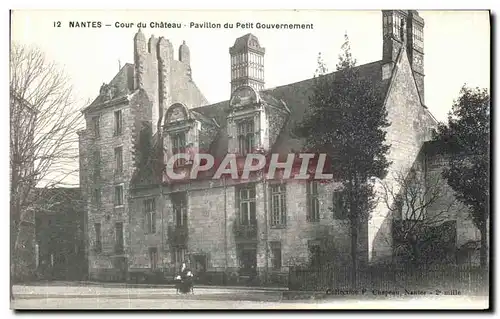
[{"x1": 192, "y1": 59, "x2": 391, "y2": 158}]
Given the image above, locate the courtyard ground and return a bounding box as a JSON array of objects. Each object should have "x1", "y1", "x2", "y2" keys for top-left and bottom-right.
[{"x1": 11, "y1": 283, "x2": 489, "y2": 310}]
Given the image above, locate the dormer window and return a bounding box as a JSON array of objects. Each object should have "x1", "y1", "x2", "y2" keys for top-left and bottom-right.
[
  {"x1": 228, "y1": 86, "x2": 269, "y2": 155},
  {"x1": 237, "y1": 120, "x2": 255, "y2": 155}
]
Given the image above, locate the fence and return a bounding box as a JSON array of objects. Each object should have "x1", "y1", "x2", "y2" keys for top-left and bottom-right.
[{"x1": 288, "y1": 264, "x2": 488, "y2": 295}]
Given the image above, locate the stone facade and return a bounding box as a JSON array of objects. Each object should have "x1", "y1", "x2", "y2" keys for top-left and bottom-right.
[{"x1": 78, "y1": 10, "x2": 482, "y2": 283}]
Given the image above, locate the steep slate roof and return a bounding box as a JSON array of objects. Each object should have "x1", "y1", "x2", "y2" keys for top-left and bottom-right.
[
  {"x1": 84, "y1": 63, "x2": 135, "y2": 113},
  {"x1": 83, "y1": 60, "x2": 209, "y2": 114},
  {"x1": 193, "y1": 60, "x2": 391, "y2": 158},
  {"x1": 190, "y1": 109, "x2": 219, "y2": 127},
  {"x1": 232, "y1": 33, "x2": 263, "y2": 51}
]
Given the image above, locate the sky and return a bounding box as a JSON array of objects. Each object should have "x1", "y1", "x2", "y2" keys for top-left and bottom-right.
[{"x1": 11, "y1": 10, "x2": 490, "y2": 124}]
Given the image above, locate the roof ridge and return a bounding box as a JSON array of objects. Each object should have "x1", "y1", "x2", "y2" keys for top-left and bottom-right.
[{"x1": 263, "y1": 59, "x2": 384, "y2": 92}]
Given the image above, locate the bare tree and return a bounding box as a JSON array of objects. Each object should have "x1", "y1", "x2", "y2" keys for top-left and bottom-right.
[
  {"x1": 10, "y1": 42, "x2": 83, "y2": 299},
  {"x1": 379, "y1": 168, "x2": 460, "y2": 266}
]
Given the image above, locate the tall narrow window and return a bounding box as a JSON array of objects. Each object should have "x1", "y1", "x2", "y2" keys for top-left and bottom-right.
[
  {"x1": 171, "y1": 132, "x2": 186, "y2": 167},
  {"x1": 307, "y1": 181, "x2": 320, "y2": 222},
  {"x1": 393, "y1": 16, "x2": 398, "y2": 38},
  {"x1": 114, "y1": 185, "x2": 124, "y2": 207},
  {"x1": 114, "y1": 146, "x2": 123, "y2": 174},
  {"x1": 114, "y1": 110, "x2": 123, "y2": 136},
  {"x1": 92, "y1": 116, "x2": 100, "y2": 138},
  {"x1": 173, "y1": 193, "x2": 188, "y2": 227},
  {"x1": 270, "y1": 241, "x2": 282, "y2": 270},
  {"x1": 149, "y1": 247, "x2": 158, "y2": 270},
  {"x1": 237, "y1": 120, "x2": 255, "y2": 155},
  {"x1": 144, "y1": 198, "x2": 156, "y2": 233},
  {"x1": 93, "y1": 150, "x2": 101, "y2": 181},
  {"x1": 270, "y1": 184, "x2": 287, "y2": 227},
  {"x1": 94, "y1": 223, "x2": 102, "y2": 253},
  {"x1": 115, "y1": 222, "x2": 124, "y2": 253},
  {"x1": 238, "y1": 185, "x2": 256, "y2": 225}
]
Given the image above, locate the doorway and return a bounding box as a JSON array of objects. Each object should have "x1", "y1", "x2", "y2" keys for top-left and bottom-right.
[
  {"x1": 191, "y1": 254, "x2": 207, "y2": 282},
  {"x1": 238, "y1": 244, "x2": 257, "y2": 277}
]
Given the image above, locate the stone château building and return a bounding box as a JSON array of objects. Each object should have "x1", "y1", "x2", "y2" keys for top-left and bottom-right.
[{"x1": 78, "y1": 10, "x2": 481, "y2": 283}]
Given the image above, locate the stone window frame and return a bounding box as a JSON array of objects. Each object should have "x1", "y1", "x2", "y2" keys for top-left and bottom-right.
[
  {"x1": 172, "y1": 192, "x2": 188, "y2": 228},
  {"x1": 144, "y1": 198, "x2": 157, "y2": 234},
  {"x1": 236, "y1": 119, "x2": 256, "y2": 156},
  {"x1": 114, "y1": 184, "x2": 124, "y2": 207},
  {"x1": 269, "y1": 183, "x2": 287, "y2": 228},
  {"x1": 114, "y1": 145, "x2": 124, "y2": 175},
  {"x1": 114, "y1": 109, "x2": 123, "y2": 136},
  {"x1": 170, "y1": 131, "x2": 187, "y2": 167},
  {"x1": 306, "y1": 181, "x2": 320, "y2": 222},
  {"x1": 383, "y1": 12, "x2": 393, "y2": 36},
  {"x1": 393, "y1": 14, "x2": 403, "y2": 40},
  {"x1": 237, "y1": 184, "x2": 257, "y2": 226}
]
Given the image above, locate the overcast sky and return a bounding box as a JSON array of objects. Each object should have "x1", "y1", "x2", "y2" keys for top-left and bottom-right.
[{"x1": 11, "y1": 10, "x2": 490, "y2": 124}]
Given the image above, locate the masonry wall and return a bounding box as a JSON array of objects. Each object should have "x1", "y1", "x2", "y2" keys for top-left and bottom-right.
[
  {"x1": 134, "y1": 32, "x2": 207, "y2": 134},
  {"x1": 369, "y1": 47, "x2": 437, "y2": 263},
  {"x1": 85, "y1": 100, "x2": 135, "y2": 281},
  {"x1": 83, "y1": 31, "x2": 210, "y2": 281},
  {"x1": 128, "y1": 177, "x2": 352, "y2": 283}
]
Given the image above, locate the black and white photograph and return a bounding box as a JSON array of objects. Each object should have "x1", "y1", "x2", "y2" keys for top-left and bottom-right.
[{"x1": 9, "y1": 9, "x2": 491, "y2": 310}]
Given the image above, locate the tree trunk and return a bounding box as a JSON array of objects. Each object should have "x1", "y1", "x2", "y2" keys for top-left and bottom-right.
[
  {"x1": 479, "y1": 221, "x2": 488, "y2": 269},
  {"x1": 348, "y1": 178, "x2": 358, "y2": 288},
  {"x1": 350, "y1": 218, "x2": 358, "y2": 288},
  {"x1": 10, "y1": 224, "x2": 18, "y2": 301},
  {"x1": 10, "y1": 220, "x2": 25, "y2": 301}
]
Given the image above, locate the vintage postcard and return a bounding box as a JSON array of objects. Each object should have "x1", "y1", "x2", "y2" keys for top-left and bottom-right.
[{"x1": 9, "y1": 9, "x2": 490, "y2": 310}]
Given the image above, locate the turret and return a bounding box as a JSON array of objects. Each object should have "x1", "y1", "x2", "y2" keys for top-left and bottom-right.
[
  {"x1": 229, "y1": 33, "x2": 265, "y2": 95},
  {"x1": 179, "y1": 40, "x2": 190, "y2": 65}
]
